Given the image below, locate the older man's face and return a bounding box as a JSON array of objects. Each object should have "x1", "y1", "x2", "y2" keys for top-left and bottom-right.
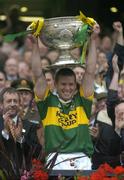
[{"x1": 3, "y1": 92, "x2": 20, "y2": 118}]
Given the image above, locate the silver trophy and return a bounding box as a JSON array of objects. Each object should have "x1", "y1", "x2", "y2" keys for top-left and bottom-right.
[{"x1": 39, "y1": 16, "x2": 84, "y2": 68}]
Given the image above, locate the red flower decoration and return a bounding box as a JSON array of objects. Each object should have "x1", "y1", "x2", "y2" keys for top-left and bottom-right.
[
  {"x1": 90, "y1": 172, "x2": 104, "y2": 180},
  {"x1": 33, "y1": 170, "x2": 48, "y2": 180},
  {"x1": 114, "y1": 166, "x2": 124, "y2": 175},
  {"x1": 78, "y1": 163, "x2": 124, "y2": 180},
  {"x1": 21, "y1": 161, "x2": 124, "y2": 180},
  {"x1": 31, "y1": 158, "x2": 48, "y2": 180},
  {"x1": 100, "y1": 163, "x2": 114, "y2": 174}
]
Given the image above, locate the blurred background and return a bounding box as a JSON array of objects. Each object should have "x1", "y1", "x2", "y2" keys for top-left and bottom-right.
[{"x1": 0, "y1": 0, "x2": 124, "y2": 30}]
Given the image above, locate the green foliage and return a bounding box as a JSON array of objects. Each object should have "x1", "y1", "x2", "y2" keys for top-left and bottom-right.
[{"x1": 3, "y1": 31, "x2": 29, "y2": 42}]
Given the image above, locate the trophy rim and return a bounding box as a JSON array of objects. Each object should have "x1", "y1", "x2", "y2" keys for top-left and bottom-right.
[{"x1": 44, "y1": 16, "x2": 82, "y2": 22}]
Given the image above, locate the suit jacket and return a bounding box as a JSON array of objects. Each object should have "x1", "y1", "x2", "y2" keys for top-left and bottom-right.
[
  {"x1": 107, "y1": 89, "x2": 124, "y2": 151},
  {"x1": 0, "y1": 115, "x2": 23, "y2": 177},
  {"x1": 22, "y1": 107, "x2": 41, "y2": 147},
  {"x1": 0, "y1": 108, "x2": 42, "y2": 171},
  {"x1": 21, "y1": 107, "x2": 42, "y2": 169},
  {"x1": 92, "y1": 109, "x2": 121, "y2": 169}
]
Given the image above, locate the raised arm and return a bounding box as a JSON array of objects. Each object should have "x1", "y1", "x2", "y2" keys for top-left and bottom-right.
[
  {"x1": 82, "y1": 24, "x2": 100, "y2": 97},
  {"x1": 30, "y1": 36, "x2": 47, "y2": 100},
  {"x1": 107, "y1": 55, "x2": 120, "y2": 125},
  {"x1": 109, "y1": 54, "x2": 119, "y2": 90},
  {"x1": 106, "y1": 22, "x2": 124, "y2": 88}
]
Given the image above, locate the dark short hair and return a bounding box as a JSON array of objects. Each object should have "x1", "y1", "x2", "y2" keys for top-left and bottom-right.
[
  {"x1": 40, "y1": 56, "x2": 52, "y2": 65},
  {"x1": 115, "y1": 99, "x2": 124, "y2": 108},
  {"x1": 0, "y1": 87, "x2": 20, "y2": 103},
  {"x1": 73, "y1": 64, "x2": 86, "y2": 70},
  {"x1": 55, "y1": 68, "x2": 76, "y2": 83}
]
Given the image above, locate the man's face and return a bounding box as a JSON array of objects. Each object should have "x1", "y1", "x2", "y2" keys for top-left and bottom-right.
[
  {"x1": 101, "y1": 36, "x2": 112, "y2": 51},
  {"x1": 19, "y1": 90, "x2": 33, "y2": 108},
  {"x1": 55, "y1": 75, "x2": 76, "y2": 101},
  {"x1": 96, "y1": 99, "x2": 106, "y2": 111},
  {"x1": 3, "y1": 92, "x2": 20, "y2": 118},
  {"x1": 73, "y1": 67, "x2": 85, "y2": 85},
  {"x1": 18, "y1": 62, "x2": 30, "y2": 79},
  {"x1": 5, "y1": 58, "x2": 18, "y2": 76},
  {"x1": 115, "y1": 103, "x2": 124, "y2": 122},
  {"x1": 41, "y1": 59, "x2": 50, "y2": 68},
  {"x1": 97, "y1": 52, "x2": 107, "y2": 65}
]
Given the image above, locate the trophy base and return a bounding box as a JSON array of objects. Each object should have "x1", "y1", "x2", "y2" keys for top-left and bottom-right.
[{"x1": 47, "y1": 60, "x2": 81, "y2": 69}]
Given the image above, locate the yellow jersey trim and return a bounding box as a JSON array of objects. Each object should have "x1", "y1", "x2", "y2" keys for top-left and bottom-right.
[
  {"x1": 79, "y1": 86, "x2": 94, "y2": 100},
  {"x1": 34, "y1": 87, "x2": 49, "y2": 102}
]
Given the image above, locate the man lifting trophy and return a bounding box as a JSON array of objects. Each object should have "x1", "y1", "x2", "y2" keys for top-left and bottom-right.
[{"x1": 28, "y1": 12, "x2": 100, "y2": 170}]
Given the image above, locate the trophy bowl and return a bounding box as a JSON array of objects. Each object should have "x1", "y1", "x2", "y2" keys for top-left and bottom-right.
[{"x1": 39, "y1": 16, "x2": 84, "y2": 68}]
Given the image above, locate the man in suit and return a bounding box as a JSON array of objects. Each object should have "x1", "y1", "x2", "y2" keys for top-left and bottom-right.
[{"x1": 0, "y1": 87, "x2": 23, "y2": 177}]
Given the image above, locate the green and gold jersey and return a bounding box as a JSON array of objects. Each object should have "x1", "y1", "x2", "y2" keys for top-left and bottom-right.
[{"x1": 35, "y1": 86, "x2": 93, "y2": 156}]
